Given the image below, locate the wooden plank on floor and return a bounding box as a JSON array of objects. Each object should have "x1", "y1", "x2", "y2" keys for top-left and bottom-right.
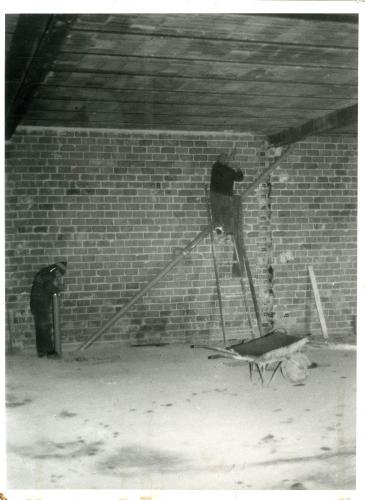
[{"x1": 308, "y1": 265, "x2": 329, "y2": 340}]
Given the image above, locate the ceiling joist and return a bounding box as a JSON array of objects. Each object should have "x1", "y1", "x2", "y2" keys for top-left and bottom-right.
[{"x1": 267, "y1": 104, "x2": 358, "y2": 146}]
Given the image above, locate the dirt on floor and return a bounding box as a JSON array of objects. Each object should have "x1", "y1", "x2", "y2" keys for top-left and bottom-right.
[{"x1": 5, "y1": 339, "x2": 356, "y2": 490}]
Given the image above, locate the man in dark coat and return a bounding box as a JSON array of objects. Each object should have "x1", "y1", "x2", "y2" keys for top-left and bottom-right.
[
  {"x1": 30, "y1": 261, "x2": 67, "y2": 358},
  {"x1": 210, "y1": 150, "x2": 244, "y2": 235}
]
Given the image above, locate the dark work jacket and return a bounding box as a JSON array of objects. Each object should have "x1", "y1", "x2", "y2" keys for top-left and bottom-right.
[
  {"x1": 30, "y1": 265, "x2": 61, "y2": 315},
  {"x1": 210, "y1": 161, "x2": 244, "y2": 196}
]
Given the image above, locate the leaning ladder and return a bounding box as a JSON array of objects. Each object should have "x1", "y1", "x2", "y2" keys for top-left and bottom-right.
[
  {"x1": 205, "y1": 187, "x2": 264, "y2": 345},
  {"x1": 77, "y1": 147, "x2": 290, "y2": 352}
]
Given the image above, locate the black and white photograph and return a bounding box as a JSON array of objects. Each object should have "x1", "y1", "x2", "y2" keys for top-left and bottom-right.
[{"x1": 2, "y1": 3, "x2": 363, "y2": 496}]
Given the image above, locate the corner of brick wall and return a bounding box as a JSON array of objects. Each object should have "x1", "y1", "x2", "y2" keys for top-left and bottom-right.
[{"x1": 270, "y1": 136, "x2": 357, "y2": 338}]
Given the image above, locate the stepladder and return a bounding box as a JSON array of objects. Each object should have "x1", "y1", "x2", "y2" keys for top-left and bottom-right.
[{"x1": 204, "y1": 187, "x2": 264, "y2": 344}]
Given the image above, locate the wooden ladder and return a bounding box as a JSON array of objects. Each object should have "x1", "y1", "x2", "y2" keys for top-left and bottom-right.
[{"x1": 205, "y1": 187, "x2": 264, "y2": 345}]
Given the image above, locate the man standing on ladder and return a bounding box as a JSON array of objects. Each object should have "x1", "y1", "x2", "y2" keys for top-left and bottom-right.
[
  {"x1": 209, "y1": 149, "x2": 244, "y2": 236},
  {"x1": 208, "y1": 149, "x2": 263, "y2": 340}
]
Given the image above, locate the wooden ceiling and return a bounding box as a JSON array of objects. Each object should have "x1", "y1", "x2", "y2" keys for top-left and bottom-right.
[{"x1": 5, "y1": 13, "x2": 358, "y2": 145}]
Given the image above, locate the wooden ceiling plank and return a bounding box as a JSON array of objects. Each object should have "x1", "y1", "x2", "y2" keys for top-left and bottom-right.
[
  {"x1": 64, "y1": 30, "x2": 357, "y2": 70},
  {"x1": 19, "y1": 119, "x2": 253, "y2": 133},
  {"x1": 267, "y1": 104, "x2": 358, "y2": 146},
  {"x1": 21, "y1": 107, "x2": 306, "y2": 129},
  {"x1": 39, "y1": 82, "x2": 356, "y2": 103},
  {"x1": 36, "y1": 84, "x2": 356, "y2": 103},
  {"x1": 21, "y1": 107, "x2": 302, "y2": 123},
  {"x1": 32, "y1": 90, "x2": 357, "y2": 113},
  {"x1": 5, "y1": 14, "x2": 77, "y2": 140},
  {"x1": 28, "y1": 97, "x2": 349, "y2": 123},
  {"x1": 58, "y1": 46, "x2": 358, "y2": 71},
  {"x1": 75, "y1": 14, "x2": 358, "y2": 49},
  {"x1": 51, "y1": 53, "x2": 357, "y2": 87},
  {"x1": 41, "y1": 72, "x2": 357, "y2": 100},
  {"x1": 48, "y1": 68, "x2": 357, "y2": 93}
]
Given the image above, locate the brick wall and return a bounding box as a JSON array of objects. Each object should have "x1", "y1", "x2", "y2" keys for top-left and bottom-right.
[
  {"x1": 270, "y1": 137, "x2": 357, "y2": 337},
  {"x1": 5, "y1": 127, "x2": 357, "y2": 351},
  {"x1": 5, "y1": 127, "x2": 267, "y2": 350}
]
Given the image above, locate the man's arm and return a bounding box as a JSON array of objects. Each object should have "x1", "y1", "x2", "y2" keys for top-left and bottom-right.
[
  {"x1": 42, "y1": 274, "x2": 62, "y2": 295},
  {"x1": 233, "y1": 169, "x2": 244, "y2": 182}
]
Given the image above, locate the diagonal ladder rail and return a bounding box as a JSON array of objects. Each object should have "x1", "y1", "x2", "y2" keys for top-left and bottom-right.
[
  {"x1": 205, "y1": 186, "x2": 228, "y2": 346},
  {"x1": 230, "y1": 235, "x2": 257, "y2": 339},
  {"x1": 236, "y1": 232, "x2": 264, "y2": 337},
  {"x1": 77, "y1": 146, "x2": 291, "y2": 351},
  {"x1": 205, "y1": 183, "x2": 256, "y2": 341},
  {"x1": 77, "y1": 225, "x2": 212, "y2": 351}
]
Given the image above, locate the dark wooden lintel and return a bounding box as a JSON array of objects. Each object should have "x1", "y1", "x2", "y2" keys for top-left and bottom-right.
[{"x1": 268, "y1": 104, "x2": 358, "y2": 146}]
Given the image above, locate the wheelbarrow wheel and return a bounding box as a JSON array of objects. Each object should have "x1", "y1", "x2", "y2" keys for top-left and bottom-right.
[{"x1": 281, "y1": 353, "x2": 310, "y2": 384}]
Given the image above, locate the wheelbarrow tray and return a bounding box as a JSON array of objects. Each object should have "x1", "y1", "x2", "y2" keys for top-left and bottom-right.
[
  {"x1": 191, "y1": 330, "x2": 309, "y2": 385},
  {"x1": 229, "y1": 330, "x2": 309, "y2": 364},
  {"x1": 192, "y1": 330, "x2": 308, "y2": 363}
]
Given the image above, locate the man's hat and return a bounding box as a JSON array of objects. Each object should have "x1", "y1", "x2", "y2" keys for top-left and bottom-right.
[
  {"x1": 217, "y1": 152, "x2": 229, "y2": 165},
  {"x1": 49, "y1": 261, "x2": 67, "y2": 275},
  {"x1": 55, "y1": 261, "x2": 67, "y2": 274},
  {"x1": 218, "y1": 147, "x2": 236, "y2": 164}
]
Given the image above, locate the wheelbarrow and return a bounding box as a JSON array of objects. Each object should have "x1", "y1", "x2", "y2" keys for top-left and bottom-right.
[{"x1": 191, "y1": 329, "x2": 311, "y2": 386}]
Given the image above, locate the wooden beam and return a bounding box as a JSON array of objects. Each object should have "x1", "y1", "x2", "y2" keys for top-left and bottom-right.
[
  {"x1": 77, "y1": 225, "x2": 212, "y2": 351},
  {"x1": 5, "y1": 14, "x2": 77, "y2": 140},
  {"x1": 267, "y1": 104, "x2": 358, "y2": 146},
  {"x1": 205, "y1": 186, "x2": 228, "y2": 346}
]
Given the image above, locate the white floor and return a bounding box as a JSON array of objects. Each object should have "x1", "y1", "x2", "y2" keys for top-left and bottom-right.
[{"x1": 5, "y1": 341, "x2": 356, "y2": 490}]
